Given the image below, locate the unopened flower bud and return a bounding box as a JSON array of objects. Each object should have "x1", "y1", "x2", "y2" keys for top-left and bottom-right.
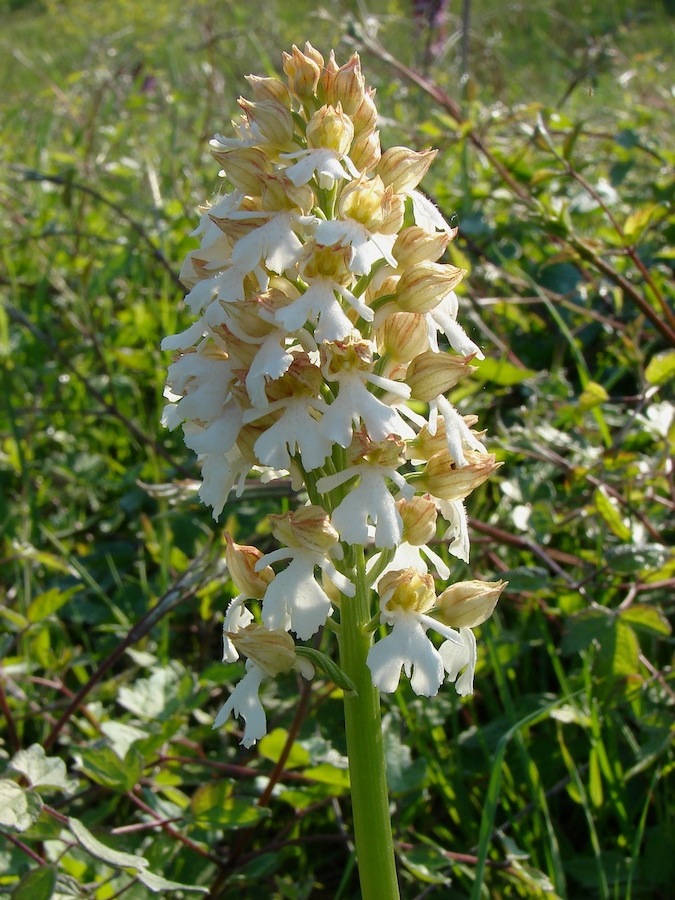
[
  {"x1": 225, "y1": 534, "x2": 274, "y2": 598},
  {"x1": 238, "y1": 97, "x2": 295, "y2": 146},
  {"x1": 396, "y1": 495, "x2": 437, "y2": 545},
  {"x1": 436, "y1": 579, "x2": 506, "y2": 628},
  {"x1": 306, "y1": 103, "x2": 354, "y2": 154},
  {"x1": 322, "y1": 51, "x2": 366, "y2": 115},
  {"x1": 228, "y1": 623, "x2": 298, "y2": 676},
  {"x1": 405, "y1": 421, "x2": 448, "y2": 462},
  {"x1": 282, "y1": 43, "x2": 323, "y2": 99},
  {"x1": 244, "y1": 74, "x2": 291, "y2": 107},
  {"x1": 366, "y1": 275, "x2": 399, "y2": 309},
  {"x1": 380, "y1": 568, "x2": 436, "y2": 615},
  {"x1": 269, "y1": 505, "x2": 339, "y2": 553},
  {"x1": 420, "y1": 449, "x2": 500, "y2": 501},
  {"x1": 210, "y1": 147, "x2": 272, "y2": 196},
  {"x1": 380, "y1": 191, "x2": 405, "y2": 235},
  {"x1": 377, "y1": 147, "x2": 436, "y2": 194},
  {"x1": 396, "y1": 262, "x2": 465, "y2": 313},
  {"x1": 393, "y1": 226, "x2": 450, "y2": 269},
  {"x1": 352, "y1": 89, "x2": 378, "y2": 137},
  {"x1": 376, "y1": 312, "x2": 429, "y2": 364},
  {"x1": 350, "y1": 130, "x2": 381, "y2": 172},
  {"x1": 405, "y1": 350, "x2": 476, "y2": 402}
]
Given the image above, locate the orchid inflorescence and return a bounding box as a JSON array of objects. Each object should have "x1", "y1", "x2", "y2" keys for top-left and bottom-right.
[{"x1": 162, "y1": 43, "x2": 505, "y2": 747}]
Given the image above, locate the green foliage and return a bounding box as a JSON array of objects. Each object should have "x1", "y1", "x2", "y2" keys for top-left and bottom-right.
[{"x1": 1, "y1": 0, "x2": 673, "y2": 897}]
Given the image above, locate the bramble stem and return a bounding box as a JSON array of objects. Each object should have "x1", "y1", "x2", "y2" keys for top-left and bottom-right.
[{"x1": 339, "y1": 544, "x2": 400, "y2": 899}]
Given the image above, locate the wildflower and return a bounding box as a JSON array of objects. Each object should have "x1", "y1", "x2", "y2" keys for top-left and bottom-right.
[
  {"x1": 214, "y1": 624, "x2": 314, "y2": 747},
  {"x1": 313, "y1": 175, "x2": 401, "y2": 275},
  {"x1": 283, "y1": 103, "x2": 359, "y2": 188},
  {"x1": 256, "y1": 506, "x2": 355, "y2": 639},
  {"x1": 366, "y1": 570, "x2": 504, "y2": 696},
  {"x1": 368, "y1": 495, "x2": 451, "y2": 583},
  {"x1": 317, "y1": 434, "x2": 413, "y2": 548},
  {"x1": 221, "y1": 535, "x2": 274, "y2": 662},
  {"x1": 163, "y1": 45, "x2": 505, "y2": 750}
]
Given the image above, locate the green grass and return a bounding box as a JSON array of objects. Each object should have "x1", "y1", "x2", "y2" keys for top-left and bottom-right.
[{"x1": 1, "y1": 1, "x2": 673, "y2": 897}]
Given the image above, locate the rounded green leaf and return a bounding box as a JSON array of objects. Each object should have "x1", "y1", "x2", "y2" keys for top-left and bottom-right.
[
  {"x1": 190, "y1": 781, "x2": 270, "y2": 829},
  {"x1": 620, "y1": 605, "x2": 671, "y2": 636},
  {"x1": 10, "y1": 865, "x2": 57, "y2": 900},
  {"x1": 645, "y1": 350, "x2": 675, "y2": 386},
  {"x1": 0, "y1": 781, "x2": 43, "y2": 832},
  {"x1": 9, "y1": 744, "x2": 77, "y2": 794}
]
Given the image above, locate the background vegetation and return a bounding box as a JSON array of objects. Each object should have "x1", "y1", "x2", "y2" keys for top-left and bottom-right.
[{"x1": 1, "y1": 0, "x2": 673, "y2": 897}]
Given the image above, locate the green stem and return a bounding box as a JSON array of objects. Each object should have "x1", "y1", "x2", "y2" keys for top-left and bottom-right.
[{"x1": 338, "y1": 544, "x2": 400, "y2": 900}]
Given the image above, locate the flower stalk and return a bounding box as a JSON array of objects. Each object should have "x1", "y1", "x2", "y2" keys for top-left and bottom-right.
[
  {"x1": 339, "y1": 544, "x2": 400, "y2": 898},
  {"x1": 162, "y1": 43, "x2": 506, "y2": 897}
]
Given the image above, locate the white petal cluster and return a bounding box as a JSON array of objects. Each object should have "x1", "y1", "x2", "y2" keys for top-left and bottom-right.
[{"x1": 163, "y1": 45, "x2": 503, "y2": 746}]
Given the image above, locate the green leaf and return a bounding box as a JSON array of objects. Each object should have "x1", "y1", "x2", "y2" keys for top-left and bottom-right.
[
  {"x1": 11, "y1": 866, "x2": 58, "y2": 900},
  {"x1": 259, "y1": 728, "x2": 310, "y2": 768},
  {"x1": 189, "y1": 781, "x2": 270, "y2": 829},
  {"x1": 562, "y1": 607, "x2": 613, "y2": 655},
  {"x1": 16, "y1": 809, "x2": 65, "y2": 842},
  {"x1": 605, "y1": 544, "x2": 671, "y2": 574},
  {"x1": 77, "y1": 745, "x2": 142, "y2": 793},
  {"x1": 596, "y1": 619, "x2": 640, "y2": 682},
  {"x1": 562, "y1": 121, "x2": 584, "y2": 161},
  {"x1": 578, "y1": 381, "x2": 609, "y2": 411},
  {"x1": 474, "y1": 356, "x2": 537, "y2": 386},
  {"x1": 499, "y1": 833, "x2": 530, "y2": 861},
  {"x1": 100, "y1": 721, "x2": 149, "y2": 759},
  {"x1": 501, "y1": 567, "x2": 549, "y2": 592},
  {"x1": 117, "y1": 664, "x2": 192, "y2": 720},
  {"x1": 27, "y1": 586, "x2": 81, "y2": 623},
  {"x1": 277, "y1": 785, "x2": 332, "y2": 810},
  {"x1": 68, "y1": 816, "x2": 148, "y2": 870},
  {"x1": 645, "y1": 350, "x2": 675, "y2": 386},
  {"x1": 0, "y1": 605, "x2": 30, "y2": 630},
  {"x1": 588, "y1": 747, "x2": 603, "y2": 808},
  {"x1": 623, "y1": 204, "x2": 659, "y2": 241},
  {"x1": 135, "y1": 869, "x2": 208, "y2": 893},
  {"x1": 383, "y1": 722, "x2": 428, "y2": 794},
  {"x1": 302, "y1": 763, "x2": 350, "y2": 790},
  {"x1": 9, "y1": 744, "x2": 77, "y2": 794},
  {"x1": 295, "y1": 646, "x2": 356, "y2": 692},
  {"x1": 615, "y1": 128, "x2": 640, "y2": 149},
  {"x1": 620, "y1": 605, "x2": 671, "y2": 636},
  {"x1": 0, "y1": 781, "x2": 43, "y2": 832},
  {"x1": 10, "y1": 865, "x2": 57, "y2": 900},
  {"x1": 530, "y1": 167, "x2": 561, "y2": 185},
  {"x1": 626, "y1": 727, "x2": 673, "y2": 779},
  {"x1": 592, "y1": 488, "x2": 631, "y2": 541},
  {"x1": 399, "y1": 844, "x2": 452, "y2": 885},
  {"x1": 10, "y1": 543, "x2": 77, "y2": 577}
]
